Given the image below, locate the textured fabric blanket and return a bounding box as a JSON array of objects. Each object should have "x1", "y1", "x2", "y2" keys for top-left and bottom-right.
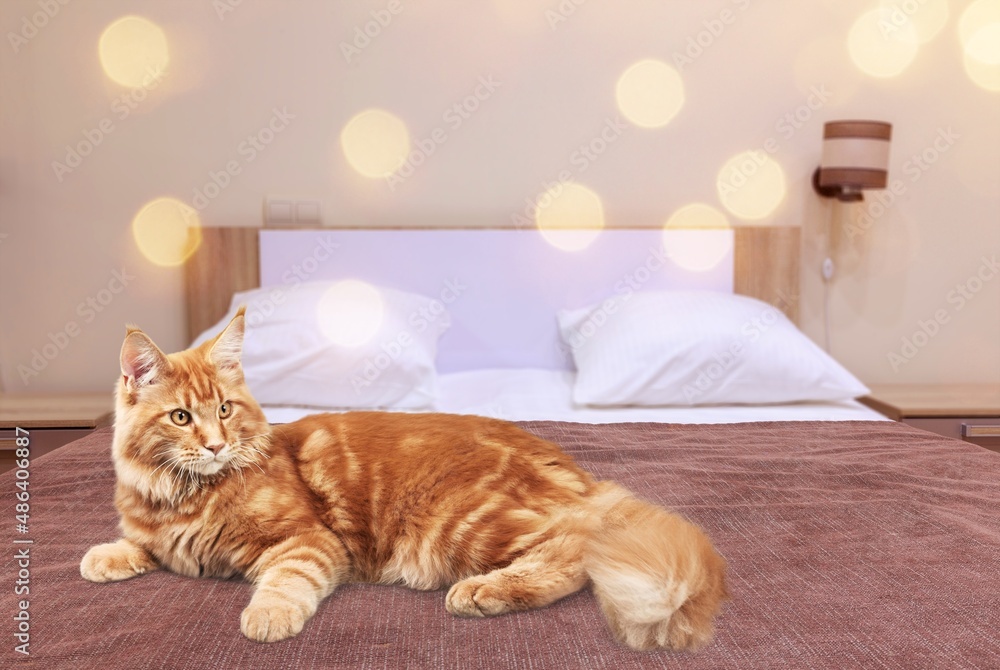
[{"x1": 2, "y1": 420, "x2": 999, "y2": 669}]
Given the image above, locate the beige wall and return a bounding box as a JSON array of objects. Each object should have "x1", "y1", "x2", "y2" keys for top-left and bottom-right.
[{"x1": 1, "y1": 0, "x2": 997, "y2": 393}]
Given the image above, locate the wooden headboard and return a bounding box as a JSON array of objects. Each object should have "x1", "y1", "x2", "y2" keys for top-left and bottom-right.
[{"x1": 184, "y1": 226, "x2": 800, "y2": 345}]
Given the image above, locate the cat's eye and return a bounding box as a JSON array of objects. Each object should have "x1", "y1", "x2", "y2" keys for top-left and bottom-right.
[
  {"x1": 170, "y1": 409, "x2": 191, "y2": 426},
  {"x1": 219, "y1": 402, "x2": 232, "y2": 419}
]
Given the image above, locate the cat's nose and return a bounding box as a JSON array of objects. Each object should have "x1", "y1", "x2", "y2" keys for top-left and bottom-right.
[{"x1": 205, "y1": 443, "x2": 225, "y2": 455}]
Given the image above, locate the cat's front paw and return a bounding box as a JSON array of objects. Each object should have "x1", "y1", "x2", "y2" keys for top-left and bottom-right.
[
  {"x1": 446, "y1": 577, "x2": 511, "y2": 617},
  {"x1": 80, "y1": 540, "x2": 156, "y2": 583},
  {"x1": 241, "y1": 600, "x2": 307, "y2": 642}
]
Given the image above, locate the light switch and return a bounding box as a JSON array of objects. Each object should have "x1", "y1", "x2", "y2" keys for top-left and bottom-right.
[
  {"x1": 295, "y1": 200, "x2": 321, "y2": 224},
  {"x1": 265, "y1": 197, "x2": 294, "y2": 226},
  {"x1": 265, "y1": 196, "x2": 322, "y2": 227}
]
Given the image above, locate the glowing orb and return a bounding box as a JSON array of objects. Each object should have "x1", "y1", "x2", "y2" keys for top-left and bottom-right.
[
  {"x1": 615, "y1": 59, "x2": 685, "y2": 128},
  {"x1": 132, "y1": 197, "x2": 201, "y2": 267},
  {"x1": 316, "y1": 280, "x2": 385, "y2": 347},
  {"x1": 847, "y1": 8, "x2": 919, "y2": 78},
  {"x1": 662, "y1": 203, "x2": 732, "y2": 272},
  {"x1": 99, "y1": 16, "x2": 169, "y2": 88},
  {"x1": 340, "y1": 109, "x2": 410, "y2": 178},
  {"x1": 716, "y1": 151, "x2": 787, "y2": 221},
  {"x1": 535, "y1": 182, "x2": 605, "y2": 252}
]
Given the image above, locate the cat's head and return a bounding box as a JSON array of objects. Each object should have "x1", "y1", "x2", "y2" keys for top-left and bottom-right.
[{"x1": 113, "y1": 307, "x2": 269, "y2": 497}]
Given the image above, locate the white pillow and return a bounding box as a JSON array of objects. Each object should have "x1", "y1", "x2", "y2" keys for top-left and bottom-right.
[
  {"x1": 558, "y1": 290, "x2": 869, "y2": 406},
  {"x1": 191, "y1": 281, "x2": 451, "y2": 409}
]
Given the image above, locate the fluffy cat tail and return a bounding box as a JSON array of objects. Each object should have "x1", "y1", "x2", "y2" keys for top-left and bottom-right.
[{"x1": 582, "y1": 483, "x2": 729, "y2": 651}]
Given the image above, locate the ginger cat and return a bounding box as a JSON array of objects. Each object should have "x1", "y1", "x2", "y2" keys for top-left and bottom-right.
[{"x1": 81, "y1": 308, "x2": 728, "y2": 650}]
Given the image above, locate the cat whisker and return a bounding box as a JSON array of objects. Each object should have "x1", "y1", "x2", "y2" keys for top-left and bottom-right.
[
  {"x1": 232, "y1": 452, "x2": 266, "y2": 476},
  {"x1": 243, "y1": 444, "x2": 272, "y2": 460},
  {"x1": 148, "y1": 453, "x2": 184, "y2": 479},
  {"x1": 148, "y1": 460, "x2": 184, "y2": 492},
  {"x1": 244, "y1": 447, "x2": 270, "y2": 465}
]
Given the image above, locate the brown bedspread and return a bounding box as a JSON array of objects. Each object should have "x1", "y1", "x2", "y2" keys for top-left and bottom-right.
[{"x1": 2, "y1": 420, "x2": 1000, "y2": 669}]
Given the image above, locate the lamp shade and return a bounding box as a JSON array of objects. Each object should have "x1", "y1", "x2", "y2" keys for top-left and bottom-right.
[{"x1": 816, "y1": 120, "x2": 892, "y2": 201}]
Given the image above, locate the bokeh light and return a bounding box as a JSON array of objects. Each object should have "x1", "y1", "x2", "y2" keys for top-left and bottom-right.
[
  {"x1": 535, "y1": 182, "x2": 604, "y2": 252},
  {"x1": 716, "y1": 151, "x2": 787, "y2": 221},
  {"x1": 964, "y1": 22, "x2": 1000, "y2": 64},
  {"x1": 340, "y1": 109, "x2": 410, "y2": 178},
  {"x1": 894, "y1": 0, "x2": 950, "y2": 43},
  {"x1": 662, "y1": 203, "x2": 732, "y2": 272},
  {"x1": 316, "y1": 280, "x2": 385, "y2": 347},
  {"x1": 963, "y1": 52, "x2": 1000, "y2": 91},
  {"x1": 847, "y1": 8, "x2": 919, "y2": 78},
  {"x1": 959, "y1": 0, "x2": 1000, "y2": 44},
  {"x1": 960, "y1": 1, "x2": 1000, "y2": 91},
  {"x1": 99, "y1": 16, "x2": 170, "y2": 88},
  {"x1": 132, "y1": 197, "x2": 201, "y2": 267},
  {"x1": 615, "y1": 59, "x2": 685, "y2": 128}
]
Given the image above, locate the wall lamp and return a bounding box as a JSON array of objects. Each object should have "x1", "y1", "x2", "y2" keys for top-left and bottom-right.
[{"x1": 812, "y1": 120, "x2": 892, "y2": 202}]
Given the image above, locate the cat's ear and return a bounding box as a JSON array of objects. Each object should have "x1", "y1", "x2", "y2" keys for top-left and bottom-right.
[
  {"x1": 120, "y1": 327, "x2": 169, "y2": 389},
  {"x1": 208, "y1": 306, "x2": 246, "y2": 371}
]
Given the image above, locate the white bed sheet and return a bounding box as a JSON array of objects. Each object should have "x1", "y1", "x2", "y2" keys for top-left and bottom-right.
[{"x1": 261, "y1": 368, "x2": 887, "y2": 424}]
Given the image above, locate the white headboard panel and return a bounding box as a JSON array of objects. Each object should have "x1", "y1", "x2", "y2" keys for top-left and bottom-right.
[{"x1": 258, "y1": 229, "x2": 733, "y2": 372}]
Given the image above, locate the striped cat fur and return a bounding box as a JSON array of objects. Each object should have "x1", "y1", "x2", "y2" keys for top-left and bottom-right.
[{"x1": 81, "y1": 308, "x2": 728, "y2": 651}]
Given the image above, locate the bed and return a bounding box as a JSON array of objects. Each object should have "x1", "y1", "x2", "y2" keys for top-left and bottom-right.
[{"x1": 3, "y1": 227, "x2": 999, "y2": 669}]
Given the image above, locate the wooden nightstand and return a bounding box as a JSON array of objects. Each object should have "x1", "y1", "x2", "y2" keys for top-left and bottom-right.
[
  {"x1": 860, "y1": 384, "x2": 1000, "y2": 453},
  {"x1": 0, "y1": 393, "x2": 114, "y2": 473}
]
